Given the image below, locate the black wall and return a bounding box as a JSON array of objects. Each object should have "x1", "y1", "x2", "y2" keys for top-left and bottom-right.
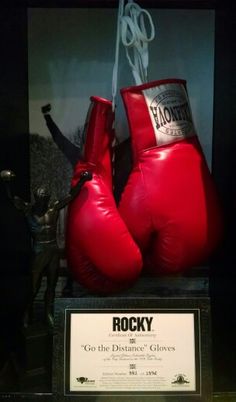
[
  {"x1": 0, "y1": 7, "x2": 30, "y2": 259},
  {"x1": 0, "y1": 0, "x2": 235, "y2": 393},
  {"x1": 0, "y1": 7, "x2": 31, "y2": 377},
  {"x1": 210, "y1": 1, "x2": 236, "y2": 392}
]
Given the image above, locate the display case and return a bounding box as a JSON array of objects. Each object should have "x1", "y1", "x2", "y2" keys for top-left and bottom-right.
[{"x1": 0, "y1": 1, "x2": 235, "y2": 400}]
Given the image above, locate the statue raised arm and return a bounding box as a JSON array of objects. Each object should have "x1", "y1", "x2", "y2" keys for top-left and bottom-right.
[{"x1": 1, "y1": 169, "x2": 92, "y2": 329}]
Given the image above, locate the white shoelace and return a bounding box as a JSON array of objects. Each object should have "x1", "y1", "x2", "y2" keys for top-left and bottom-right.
[{"x1": 112, "y1": 0, "x2": 155, "y2": 110}]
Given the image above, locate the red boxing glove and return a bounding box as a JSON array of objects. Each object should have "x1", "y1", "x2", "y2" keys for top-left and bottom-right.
[
  {"x1": 66, "y1": 96, "x2": 142, "y2": 294},
  {"x1": 119, "y1": 78, "x2": 223, "y2": 275}
]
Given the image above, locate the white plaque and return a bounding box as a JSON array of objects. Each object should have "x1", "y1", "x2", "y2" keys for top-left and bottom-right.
[{"x1": 68, "y1": 310, "x2": 198, "y2": 393}]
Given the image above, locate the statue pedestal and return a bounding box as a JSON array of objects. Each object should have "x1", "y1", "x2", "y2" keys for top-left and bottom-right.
[{"x1": 21, "y1": 321, "x2": 52, "y2": 392}]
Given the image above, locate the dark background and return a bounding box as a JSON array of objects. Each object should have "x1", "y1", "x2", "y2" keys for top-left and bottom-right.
[{"x1": 0, "y1": 0, "x2": 235, "y2": 395}]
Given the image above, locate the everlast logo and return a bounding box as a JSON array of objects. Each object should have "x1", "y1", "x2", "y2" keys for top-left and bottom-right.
[
  {"x1": 113, "y1": 316, "x2": 153, "y2": 332},
  {"x1": 150, "y1": 101, "x2": 192, "y2": 130},
  {"x1": 146, "y1": 87, "x2": 195, "y2": 139}
]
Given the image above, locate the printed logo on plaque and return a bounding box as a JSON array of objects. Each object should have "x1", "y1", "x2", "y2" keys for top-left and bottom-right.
[
  {"x1": 76, "y1": 377, "x2": 95, "y2": 385},
  {"x1": 172, "y1": 374, "x2": 190, "y2": 385}
]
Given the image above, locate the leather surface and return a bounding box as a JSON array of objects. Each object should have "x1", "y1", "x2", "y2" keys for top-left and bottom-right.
[
  {"x1": 66, "y1": 97, "x2": 142, "y2": 294},
  {"x1": 119, "y1": 79, "x2": 223, "y2": 274}
]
